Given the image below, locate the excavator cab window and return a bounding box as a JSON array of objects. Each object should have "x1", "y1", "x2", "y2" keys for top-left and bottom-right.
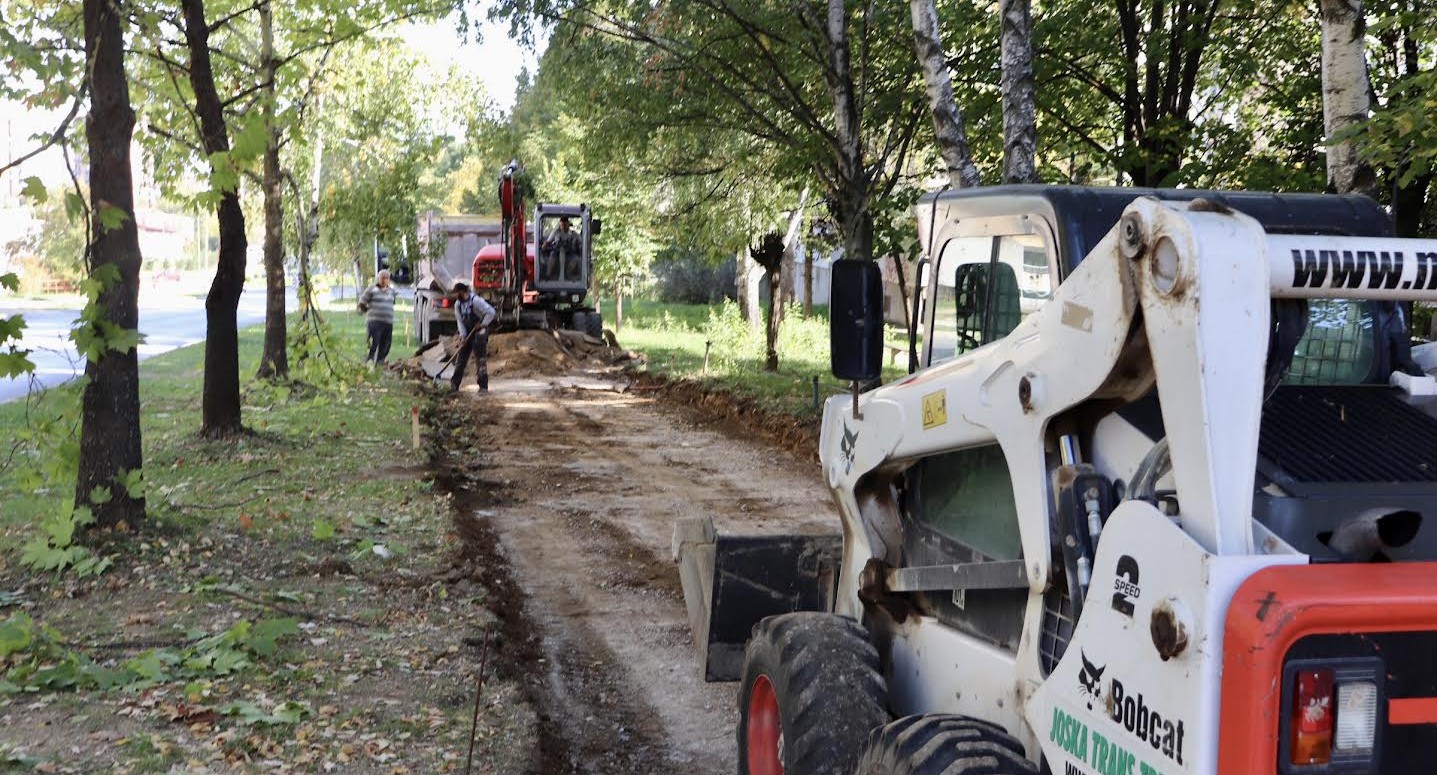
[
  {"x1": 927, "y1": 232, "x2": 1054, "y2": 366},
  {"x1": 536, "y1": 214, "x2": 586, "y2": 287}
]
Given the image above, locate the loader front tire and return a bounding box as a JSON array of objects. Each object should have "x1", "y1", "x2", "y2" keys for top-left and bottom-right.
[
  {"x1": 737, "y1": 613, "x2": 888, "y2": 775},
  {"x1": 855, "y1": 714, "x2": 1038, "y2": 775}
]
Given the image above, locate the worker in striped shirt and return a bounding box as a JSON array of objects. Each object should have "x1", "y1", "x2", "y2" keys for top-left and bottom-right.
[{"x1": 358, "y1": 270, "x2": 398, "y2": 365}]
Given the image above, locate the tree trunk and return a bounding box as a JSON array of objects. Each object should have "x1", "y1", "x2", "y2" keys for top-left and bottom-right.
[
  {"x1": 821, "y1": 0, "x2": 877, "y2": 264},
  {"x1": 739, "y1": 248, "x2": 762, "y2": 333},
  {"x1": 184, "y1": 0, "x2": 247, "y2": 437},
  {"x1": 1319, "y1": 0, "x2": 1377, "y2": 197},
  {"x1": 802, "y1": 245, "x2": 814, "y2": 318},
  {"x1": 834, "y1": 196, "x2": 876, "y2": 267},
  {"x1": 75, "y1": 0, "x2": 145, "y2": 529},
  {"x1": 909, "y1": 0, "x2": 982, "y2": 188},
  {"x1": 1393, "y1": 172, "x2": 1433, "y2": 238},
  {"x1": 257, "y1": 0, "x2": 288, "y2": 379},
  {"x1": 300, "y1": 104, "x2": 324, "y2": 320},
  {"x1": 777, "y1": 187, "x2": 809, "y2": 329},
  {"x1": 892, "y1": 254, "x2": 910, "y2": 330},
  {"x1": 764, "y1": 270, "x2": 779, "y2": 371},
  {"x1": 999, "y1": 0, "x2": 1038, "y2": 184}
]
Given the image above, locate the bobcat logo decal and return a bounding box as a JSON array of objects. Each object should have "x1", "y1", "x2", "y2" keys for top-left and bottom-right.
[
  {"x1": 839, "y1": 422, "x2": 858, "y2": 474},
  {"x1": 1078, "y1": 651, "x2": 1105, "y2": 709}
]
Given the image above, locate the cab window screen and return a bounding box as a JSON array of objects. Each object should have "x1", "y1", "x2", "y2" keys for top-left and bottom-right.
[
  {"x1": 1286, "y1": 300, "x2": 1374, "y2": 385},
  {"x1": 930, "y1": 234, "x2": 1053, "y2": 365},
  {"x1": 905, "y1": 445, "x2": 1022, "y2": 561}
]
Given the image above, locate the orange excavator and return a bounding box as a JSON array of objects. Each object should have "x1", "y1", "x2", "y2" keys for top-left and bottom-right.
[{"x1": 470, "y1": 160, "x2": 604, "y2": 337}]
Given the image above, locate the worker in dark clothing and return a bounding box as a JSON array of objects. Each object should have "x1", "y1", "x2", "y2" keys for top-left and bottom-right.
[
  {"x1": 543, "y1": 216, "x2": 583, "y2": 282},
  {"x1": 450, "y1": 283, "x2": 497, "y2": 391}
]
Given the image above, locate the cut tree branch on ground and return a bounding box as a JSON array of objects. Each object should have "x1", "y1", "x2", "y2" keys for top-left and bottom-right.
[{"x1": 214, "y1": 586, "x2": 369, "y2": 627}]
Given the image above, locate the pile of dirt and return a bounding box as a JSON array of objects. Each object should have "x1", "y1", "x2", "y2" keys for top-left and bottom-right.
[
  {"x1": 405, "y1": 328, "x2": 643, "y2": 380},
  {"x1": 488, "y1": 329, "x2": 635, "y2": 377}
]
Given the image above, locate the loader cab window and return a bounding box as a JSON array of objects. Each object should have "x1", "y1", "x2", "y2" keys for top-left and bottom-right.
[
  {"x1": 900, "y1": 444, "x2": 1026, "y2": 650},
  {"x1": 925, "y1": 232, "x2": 1054, "y2": 367},
  {"x1": 1285, "y1": 299, "x2": 1376, "y2": 384}
]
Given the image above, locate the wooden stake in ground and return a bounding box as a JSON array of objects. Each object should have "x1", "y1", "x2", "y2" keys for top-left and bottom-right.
[{"x1": 464, "y1": 629, "x2": 492, "y2": 775}]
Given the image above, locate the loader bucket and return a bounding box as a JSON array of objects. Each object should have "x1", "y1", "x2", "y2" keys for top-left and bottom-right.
[{"x1": 672, "y1": 517, "x2": 843, "y2": 681}]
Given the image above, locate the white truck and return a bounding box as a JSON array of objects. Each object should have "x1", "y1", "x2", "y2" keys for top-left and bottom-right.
[{"x1": 411, "y1": 212, "x2": 507, "y2": 344}]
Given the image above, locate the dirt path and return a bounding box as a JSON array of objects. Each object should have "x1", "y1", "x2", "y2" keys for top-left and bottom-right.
[{"x1": 433, "y1": 374, "x2": 837, "y2": 773}]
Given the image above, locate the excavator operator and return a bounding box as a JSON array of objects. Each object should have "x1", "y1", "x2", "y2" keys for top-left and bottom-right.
[{"x1": 542, "y1": 216, "x2": 582, "y2": 282}]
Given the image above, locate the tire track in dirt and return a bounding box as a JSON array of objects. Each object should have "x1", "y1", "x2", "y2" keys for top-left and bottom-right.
[{"x1": 435, "y1": 375, "x2": 838, "y2": 773}]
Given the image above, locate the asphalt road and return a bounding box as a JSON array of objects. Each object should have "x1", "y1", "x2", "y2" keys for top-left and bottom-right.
[{"x1": 0, "y1": 287, "x2": 285, "y2": 404}]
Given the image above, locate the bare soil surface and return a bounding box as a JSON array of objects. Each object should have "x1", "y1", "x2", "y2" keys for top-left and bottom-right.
[{"x1": 428, "y1": 340, "x2": 837, "y2": 773}]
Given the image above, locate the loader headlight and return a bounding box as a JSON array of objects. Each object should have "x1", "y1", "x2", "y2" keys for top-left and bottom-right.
[{"x1": 1335, "y1": 681, "x2": 1377, "y2": 753}]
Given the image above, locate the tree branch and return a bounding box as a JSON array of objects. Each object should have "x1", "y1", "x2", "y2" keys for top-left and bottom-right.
[
  {"x1": 0, "y1": 83, "x2": 88, "y2": 178},
  {"x1": 208, "y1": 0, "x2": 265, "y2": 33}
]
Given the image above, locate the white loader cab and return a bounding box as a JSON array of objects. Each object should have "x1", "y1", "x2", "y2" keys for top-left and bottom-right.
[{"x1": 675, "y1": 186, "x2": 1437, "y2": 775}]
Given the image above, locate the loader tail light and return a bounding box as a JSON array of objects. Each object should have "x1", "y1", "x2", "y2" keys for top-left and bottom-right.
[
  {"x1": 1291, "y1": 668, "x2": 1335, "y2": 765},
  {"x1": 1284, "y1": 660, "x2": 1382, "y2": 772}
]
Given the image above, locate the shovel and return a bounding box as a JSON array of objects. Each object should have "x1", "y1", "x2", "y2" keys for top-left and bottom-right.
[{"x1": 433, "y1": 328, "x2": 478, "y2": 382}]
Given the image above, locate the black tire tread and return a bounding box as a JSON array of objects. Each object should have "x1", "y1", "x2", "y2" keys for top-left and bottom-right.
[
  {"x1": 856, "y1": 714, "x2": 1037, "y2": 775},
  {"x1": 737, "y1": 613, "x2": 889, "y2": 775},
  {"x1": 584, "y1": 310, "x2": 603, "y2": 339}
]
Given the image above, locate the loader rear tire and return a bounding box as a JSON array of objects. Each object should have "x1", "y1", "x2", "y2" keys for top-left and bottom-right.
[
  {"x1": 855, "y1": 714, "x2": 1038, "y2": 775},
  {"x1": 737, "y1": 613, "x2": 889, "y2": 775}
]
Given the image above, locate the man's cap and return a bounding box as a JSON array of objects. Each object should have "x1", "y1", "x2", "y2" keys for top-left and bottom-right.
[{"x1": 453, "y1": 282, "x2": 469, "y2": 293}]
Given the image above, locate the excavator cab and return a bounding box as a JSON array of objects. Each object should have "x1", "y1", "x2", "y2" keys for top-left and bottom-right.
[{"x1": 533, "y1": 203, "x2": 596, "y2": 298}]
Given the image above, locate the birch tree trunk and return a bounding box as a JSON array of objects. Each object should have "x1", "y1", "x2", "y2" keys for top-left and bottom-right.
[
  {"x1": 999, "y1": 0, "x2": 1038, "y2": 183},
  {"x1": 777, "y1": 187, "x2": 810, "y2": 328},
  {"x1": 820, "y1": 0, "x2": 876, "y2": 263},
  {"x1": 298, "y1": 121, "x2": 323, "y2": 321},
  {"x1": 76, "y1": 0, "x2": 146, "y2": 528},
  {"x1": 1319, "y1": 0, "x2": 1376, "y2": 196},
  {"x1": 738, "y1": 248, "x2": 762, "y2": 333},
  {"x1": 909, "y1": 0, "x2": 982, "y2": 188}
]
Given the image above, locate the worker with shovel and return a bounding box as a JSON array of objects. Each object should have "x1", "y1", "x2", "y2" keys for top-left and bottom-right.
[{"x1": 449, "y1": 283, "x2": 496, "y2": 392}]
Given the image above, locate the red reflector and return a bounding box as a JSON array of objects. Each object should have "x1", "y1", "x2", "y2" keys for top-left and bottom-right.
[
  {"x1": 1390, "y1": 697, "x2": 1437, "y2": 725},
  {"x1": 1292, "y1": 669, "x2": 1335, "y2": 765}
]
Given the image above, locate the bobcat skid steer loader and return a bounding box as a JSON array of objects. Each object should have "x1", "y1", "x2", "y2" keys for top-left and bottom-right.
[{"x1": 677, "y1": 186, "x2": 1437, "y2": 775}]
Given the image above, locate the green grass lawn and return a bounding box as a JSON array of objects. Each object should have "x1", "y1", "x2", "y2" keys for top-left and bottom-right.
[
  {"x1": 0, "y1": 300, "x2": 537, "y2": 773},
  {"x1": 594, "y1": 297, "x2": 907, "y2": 421},
  {"x1": 0, "y1": 301, "x2": 420, "y2": 545}
]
